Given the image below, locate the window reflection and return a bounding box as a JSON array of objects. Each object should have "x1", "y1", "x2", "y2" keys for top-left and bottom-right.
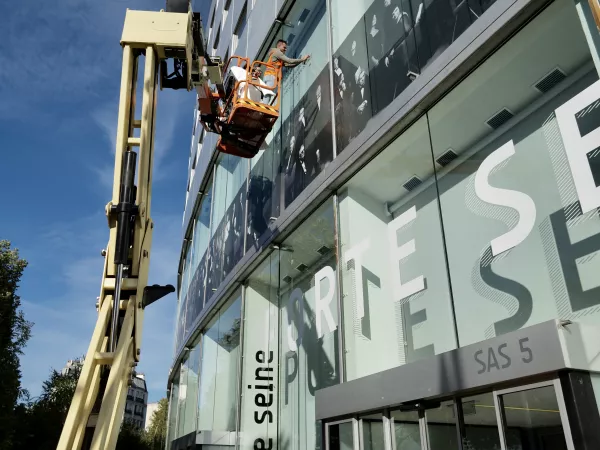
[
  {"x1": 167, "y1": 375, "x2": 180, "y2": 442},
  {"x1": 426, "y1": 401, "x2": 458, "y2": 450},
  {"x1": 362, "y1": 414, "x2": 385, "y2": 450},
  {"x1": 247, "y1": 0, "x2": 335, "y2": 250},
  {"x1": 460, "y1": 393, "x2": 503, "y2": 449},
  {"x1": 392, "y1": 410, "x2": 421, "y2": 450},
  {"x1": 329, "y1": 422, "x2": 355, "y2": 450},
  {"x1": 197, "y1": 294, "x2": 242, "y2": 438},
  {"x1": 278, "y1": 200, "x2": 339, "y2": 450},
  {"x1": 240, "y1": 253, "x2": 280, "y2": 450},
  {"x1": 500, "y1": 386, "x2": 567, "y2": 450},
  {"x1": 330, "y1": 0, "x2": 498, "y2": 153},
  {"x1": 338, "y1": 116, "x2": 456, "y2": 382}
]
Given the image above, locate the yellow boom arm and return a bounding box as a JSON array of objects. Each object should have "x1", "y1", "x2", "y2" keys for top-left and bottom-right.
[{"x1": 55, "y1": 7, "x2": 220, "y2": 449}]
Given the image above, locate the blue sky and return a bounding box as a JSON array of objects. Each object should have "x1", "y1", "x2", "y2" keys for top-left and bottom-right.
[{"x1": 0, "y1": 0, "x2": 198, "y2": 402}]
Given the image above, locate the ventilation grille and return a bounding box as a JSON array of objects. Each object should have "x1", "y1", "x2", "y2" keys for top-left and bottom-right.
[
  {"x1": 534, "y1": 68, "x2": 566, "y2": 93},
  {"x1": 403, "y1": 176, "x2": 422, "y2": 192},
  {"x1": 298, "y1": 8, "x2": 310, "y2": 23},
  {"x1": 295, "y1": 263, "x2": 308, "y2": 272},
  {"x1": 316, "y1": 245, "x2": 331, "y2": 256},
  {"x1": 283, "y1": 275, "x2": 292, "y2": 284},
  {"x1": 436, "y1": 149, "x2": 458, "y2": 167},
  {"x1": 485, "y1": 108, "x2": 514, "y2": 130}
]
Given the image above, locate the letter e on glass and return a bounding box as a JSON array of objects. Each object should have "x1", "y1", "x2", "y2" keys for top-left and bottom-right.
[
  {"x1": 387, "y1": 206, "x2": 425, "y2": 302},
  {"x1": 555, "y1": 79, "x2": 600, "y2": 215}
]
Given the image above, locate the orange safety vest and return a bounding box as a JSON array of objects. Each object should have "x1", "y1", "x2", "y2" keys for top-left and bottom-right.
[{"x1": 263, "y1": 49, "x2": 282, "y2": 80}]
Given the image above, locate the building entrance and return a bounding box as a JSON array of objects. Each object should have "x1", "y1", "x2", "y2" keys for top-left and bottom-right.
[{"x1": 325, "y1": 380, "x2": 575, "y2": 450}]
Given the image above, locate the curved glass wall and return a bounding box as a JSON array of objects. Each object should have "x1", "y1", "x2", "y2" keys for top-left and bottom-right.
[
  {"x1": 170, "y1": 0, "x2": 600, "y2": 448},
  {"x1": 177, "y1": 0, "x2": 501, "y2": 350}
]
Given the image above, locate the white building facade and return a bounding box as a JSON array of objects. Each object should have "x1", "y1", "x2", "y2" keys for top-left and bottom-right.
[{"x1": 124, "y1": 373, "x2": 148, "y2": 429}]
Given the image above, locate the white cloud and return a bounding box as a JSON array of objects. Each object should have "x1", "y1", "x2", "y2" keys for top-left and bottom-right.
[{"x1": 92, "y1": 88, "x2": 194, "y2": 189}]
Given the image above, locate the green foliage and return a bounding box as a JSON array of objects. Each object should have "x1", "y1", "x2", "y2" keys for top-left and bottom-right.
[
  {"x1": 145, "y1": 397, "x2": 168, "y2": 450},
  {"x1": 0, "y1": 240, "x2": 32, "y2": 450},
  {"x1": 11, "y1": 359, "x2": 83, "y2": 450},
  {"x1": 116, "y1": 420, "x2": 151, "y2": 450},
  {"x1": 11, "y1": 357, "x2": 152, "y2": 450}
]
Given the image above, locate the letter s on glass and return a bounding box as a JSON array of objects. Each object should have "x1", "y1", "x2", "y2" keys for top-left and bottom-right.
[
  {"x1": 474, "y1": 349, "x2": 486, "y2": 374},
  {"x1": 474, "y1": 140, "x2": 536, "y2": 257}
]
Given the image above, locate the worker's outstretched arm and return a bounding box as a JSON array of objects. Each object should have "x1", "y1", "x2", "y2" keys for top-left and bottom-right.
[{"x1": 271, "y1": 48, "x2": 309, "y2": 67}]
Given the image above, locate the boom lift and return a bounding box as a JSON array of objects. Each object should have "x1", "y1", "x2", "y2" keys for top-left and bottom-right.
[{"x1": 56, "y1": 2, "x2": 281, "y2": 449}]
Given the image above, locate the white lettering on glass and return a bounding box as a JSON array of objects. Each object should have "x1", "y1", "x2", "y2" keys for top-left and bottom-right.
[
  {"x1": 286, "y1": 288, "x2": 304, "y2": 352},
  {"x1": 555, "y1": 79, "x2": 600, "y2": 214},
  {"x1": 315, "y1": 266, "x2": 337, "y2": 338},
  {"x1": 343, "y1": 238, "x2": 370, "y2": 320},
  {"x1": 474, "y1": 140, "x2": 536, "y2": 256},
  {"x1": 387, "y1": 206, "x2": 425, "y2": 301}
]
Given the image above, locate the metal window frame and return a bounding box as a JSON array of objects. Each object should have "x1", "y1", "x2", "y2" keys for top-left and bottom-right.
[
  {"x1": 234, "y1": 284, "x2": 247, "y2": 450},
  {"x1": 325, "y1": 0, "x2": 338, "y2": 159},
  {"x1": 332, "y1": 193, "x2": 345, "y2": 382},
  {"x1": 493, "y1": 379, "x2": 576, "y2": 450},
  {"x1": 325, "y1": 418, "x2": 360, "y2": 450}
]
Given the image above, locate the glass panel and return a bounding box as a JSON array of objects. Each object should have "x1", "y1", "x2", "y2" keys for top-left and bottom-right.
[
  {"x1": 183, "y1": 243, "x2": 195, "y2": 336},
  {"x1": 500, "y1": 386, "x2": 567, "y2": 450},
  {"x1": 197, "y1": 292, "x2": 242, "y2": 436},
  {"x1": 167, "y1": 375, "x2": 180, "y2": 443},
  {"x1": 362, "y1": 414, "x2": 385, "y2": 450},
  {"x1": 177, "y1": 357, "x2": 189, "y2": 437},
  {"x1": 339, "y1": 115, "x2": 456, "y2": 382},
  {"x1": 460, "y1": 393, "x2": 503, "y2": 450},
  {"x1": 192, "y1": 178, "x2": 213, "y2": 312},
  {"x1": 330, "y1": 0, "x2": 498, "y2": 154},
  {"x1": 329, "y1": 422, "x2": 355, "y2": 450},
  {"x1": 280, "y1": 0, "x2": 334, "y2": 207},
  {"x1": 279, "y1": 199, "x2": 339, "y2": 450},
  {"x1": 239, "y1": 252, "x2": 280, "y2": 450},
  {"x1": 391, "y1": 410, "x2": 421, "y2": 450},
  {"x1": 222, "y1": 157, "x2": 248, "y2": 279},
  {"x1": 246, "y1": 0, "x2": 334, "y2": 250},
  {"x1": 428, "y1": 0, "x2": 600, "y2": 347},
  {"x1": 175, "y1": 295, "x2": 186, "y2": 352},
  {"x1": 247, "y1": 128, "x2": 281, "y2": 251},
  {"x1": 197, "y1": 315, "x2": 219, "y2": 431},
  {"x1": 207, "y1": 156, "x2": 229, "y2": 300},
  {"x1": 426, "y1": 401, "x2": 458, "y2": 449},
  {"x1": 213, "y1": 293, "x2": 242, "y2": 432},
  {"x1": 184, "y1": 340, "x2": 201, "y2": 435}
]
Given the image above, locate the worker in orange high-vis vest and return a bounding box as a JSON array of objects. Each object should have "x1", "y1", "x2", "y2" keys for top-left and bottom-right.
[{"x1": 263, "y1": 39, "x2": 310, "y2": 93}]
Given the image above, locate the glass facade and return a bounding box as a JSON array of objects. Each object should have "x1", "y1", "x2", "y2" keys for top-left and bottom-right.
[{"x1": 169, "y1": 0, "x2": 600, "y2": 448}]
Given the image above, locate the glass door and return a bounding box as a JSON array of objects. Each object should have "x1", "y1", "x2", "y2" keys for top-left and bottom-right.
[
  {"x1": 326, "y1": 419, "x2": 359, "y2": 450},
  {"x1": 494, "y1": 380, "x2": 575, "y2": 450}
]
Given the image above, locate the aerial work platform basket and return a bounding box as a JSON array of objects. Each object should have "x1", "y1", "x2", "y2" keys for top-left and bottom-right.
[{"x1": 198, "y1": 56, "x2": 282, "y2": 158}]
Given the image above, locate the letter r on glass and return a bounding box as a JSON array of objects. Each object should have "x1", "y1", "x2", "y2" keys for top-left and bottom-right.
[{"x1": 344, "y1": 238, "x2": 370, "y2": 320}]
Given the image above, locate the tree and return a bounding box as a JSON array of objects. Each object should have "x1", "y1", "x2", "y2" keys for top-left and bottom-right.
[
  {"x1": 116, "y1": 420, "x2": 150, "y2": 450},
  {"x1": 13, "y1": 359, "x2": 84, "y2": 450},
  {"x1": 0, "y1": 240, "x2": 32, "y2": 450},
  {"x1": 145, "y1": 397, "x2": 169, "y2": 450},
  {"x1": 11, "y1": 356, "x2": 151, "y2": 450}
]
